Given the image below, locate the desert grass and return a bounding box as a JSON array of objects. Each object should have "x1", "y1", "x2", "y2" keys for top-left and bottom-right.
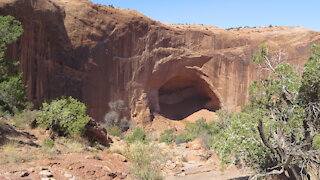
[
  {"x1": 0, "y1": 140, "x2": 35, "y2": 164},
  {"x1": 125, "y1": 142, "x2": 170, "y2": 180},
  {"x1": 106, "y1": 143, "x2": 127, "y2": 155},
  {"x1": 58, "y1": 137, "x2": 89, "y2": 153},
  {"x1": 12, "y1": 110, "x2": 38, "y2": 130}
]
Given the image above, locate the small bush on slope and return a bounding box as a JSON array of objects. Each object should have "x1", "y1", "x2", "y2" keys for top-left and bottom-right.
[
  {"x1": 36, "y1": 96, "x2": 90, "y2": 136},
  {"x1": 159, "y1": 118, "x2": 222, "y2": 145},
  {"x1": 42, "y1": 138, "x2": 55, "y2": 149},
  {"x1": 107, "y1": 125, "x2": 123, "y2": 137},
  {"x1": 176, "y1": 118, "x2": 222, "y2": 145},
  {"x1": 126, "y1": 142, "x2": 168, "y2": 180},
  {"x1": 159, "y1": 128, "x2": 176, "y2": 144},
  {"x1": 174, "y1": 133, "x2": 194, "y2": 144},
  {"x1": 126, "y1": 127, "x2": 147, "y2": 144},
  {"x1": 104, "y1": 100, "x2": 131, "y2": 136},
  {"x1": 313, "y1": 135, "x2": 320, "y2": 150}
]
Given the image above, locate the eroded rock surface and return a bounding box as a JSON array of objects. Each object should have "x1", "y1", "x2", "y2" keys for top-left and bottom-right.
[{"x1": 1, "y1": 0, "x2": 320, "y2": 123}]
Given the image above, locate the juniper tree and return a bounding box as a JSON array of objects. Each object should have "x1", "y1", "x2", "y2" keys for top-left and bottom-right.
[
  {"x1": 212, "y1": 45, "x2": 320, "y2": 179},
  {"x1": 0, "y1": 16, "x2": 28, "y2": 115},
  {"x1": 249, "y1": 44, "x2": 320, "y2": 179}
]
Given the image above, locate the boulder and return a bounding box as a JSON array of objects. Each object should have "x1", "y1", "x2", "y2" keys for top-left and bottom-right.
[{"x1": 85, "y1": 119, "x2": 112, "y2": 146}]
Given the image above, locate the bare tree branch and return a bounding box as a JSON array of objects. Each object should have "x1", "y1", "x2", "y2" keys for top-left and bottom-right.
[{"x1": 258, "y1": 119, "x2": 273, "y2": 149}]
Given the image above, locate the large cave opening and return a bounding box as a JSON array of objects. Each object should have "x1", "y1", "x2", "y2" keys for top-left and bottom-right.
[{"x1": 158, "y1": 73, "x2": 221, "y2": 120}]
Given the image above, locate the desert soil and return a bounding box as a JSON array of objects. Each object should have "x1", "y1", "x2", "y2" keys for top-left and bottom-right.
[{"x1": 0, "y1": 111, "x2": 252, "y2": 180}]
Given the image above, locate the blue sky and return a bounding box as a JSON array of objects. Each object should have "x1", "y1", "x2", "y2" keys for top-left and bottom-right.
[{"x1": 89, "y1": 0, "x2": 319, "y2": 31}]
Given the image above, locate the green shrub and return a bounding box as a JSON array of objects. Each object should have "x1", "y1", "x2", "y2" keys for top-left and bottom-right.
[
  {"x1": 158, "y1": 118, "x2": 223, "y2": 145},
  {"x1": 211, "y1": 111, "x2": 274, "y2": 169},
  {"x1": 313, "y1": 136, "x2": 320, "y2": 150},
  {"x1": 174, "y1": 118, "x2": 221, "y2": 145},
  {"x1": 173, "y1": 119, "x2": 206, "y2": 145},
  {"x1": 42, "y1": 138, "x2": 55, "y2": 149},
  {"x1": 185, "y1": 118, "x2": 210, "y2": 136},
  {"x1": 159, "y1": 129, "x2": 176, "y2": 144},
  {"x1": 126, "y1": 127, "x2": 147, "y2": 143},
  {"x1": 41, "y1": 139, "x2": 58, "y2": 159},
  {"x1": 0, "y1": 75, "x2": 29, "y2": 114},
  {"x1": 209, "y1": 45, "x2": 320, "y2": 177},
  {"x1": 107, "y1": 125, "x2": 123, "y2": 137},
  {"x1": 126, "y1": 142, "x2": 167, "y2": 180},
  {"x1": 36, "y1": 96, "x2": 90, "y2": 136},
  {"x1": 175, "y1": 133, "x2": 194, "y2": 144}
]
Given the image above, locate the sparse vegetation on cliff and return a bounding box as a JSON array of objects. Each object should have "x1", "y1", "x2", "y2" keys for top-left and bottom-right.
[
  {"x1": 226, "y1": 26, "x2": 255, "y2": 30},
  {"x1": 226, "y1": 25, "x2": 277, "y2": 31}
]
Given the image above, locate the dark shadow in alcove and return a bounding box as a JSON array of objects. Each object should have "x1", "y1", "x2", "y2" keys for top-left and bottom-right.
[{"x1": 158, "y1": 73, "x2": 221, "y2": 120}]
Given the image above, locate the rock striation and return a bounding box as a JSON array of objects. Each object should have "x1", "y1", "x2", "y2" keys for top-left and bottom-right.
[{"x1": 1, "y1": 0, "x2": 320, "y2": 123}]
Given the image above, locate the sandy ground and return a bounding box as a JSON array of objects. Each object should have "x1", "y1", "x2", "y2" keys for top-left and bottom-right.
[{"x1": 0, "y1": 110, "x2": 252, "y2": 180}]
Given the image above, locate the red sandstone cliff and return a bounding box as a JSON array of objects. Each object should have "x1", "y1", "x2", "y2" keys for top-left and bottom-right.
[{"x1": 0, "y1": 0, "x2": 320, "y2": 123}]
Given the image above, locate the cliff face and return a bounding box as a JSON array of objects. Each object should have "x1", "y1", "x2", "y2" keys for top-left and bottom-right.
[{"x1": 1, "y1": 0, "x2": 320, "y2": 123}]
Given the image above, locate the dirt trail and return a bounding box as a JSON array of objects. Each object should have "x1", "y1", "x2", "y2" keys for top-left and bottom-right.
[{"x1": 162, "y1": 141, "x2": 252, "y2": 180}]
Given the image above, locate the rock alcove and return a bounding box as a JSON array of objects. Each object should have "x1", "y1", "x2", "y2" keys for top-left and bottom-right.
[{"x1": 158, "y1": 73, "x2": 221, "y2": 120}]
